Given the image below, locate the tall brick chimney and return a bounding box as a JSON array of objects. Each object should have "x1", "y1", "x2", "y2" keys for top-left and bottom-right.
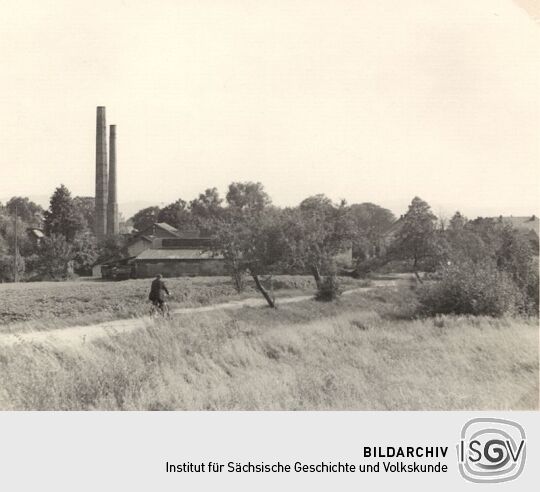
[
  {"x1": 107, "y1": 125, "x2": 119, "y2": 235},
  {"x1": 95, "y1": 106, "x2": 108, "y2": 239}
]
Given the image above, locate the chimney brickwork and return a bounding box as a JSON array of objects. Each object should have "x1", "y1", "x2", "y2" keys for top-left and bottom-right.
[
  {"x1": 95, "y1": 106, "x2": 108, "y2": 239},
  {"x1": 107, "y1": 124, "x2": 119, "y2": 235}
]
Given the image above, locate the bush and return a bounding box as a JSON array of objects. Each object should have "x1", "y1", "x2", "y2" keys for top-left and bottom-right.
[
  {"x1": 0, "y1": 254, "x2": 25, "y2": 282},
  {"x1": 315, "y1": 275, "x2": 342, "y2": 302},
  {"x1": 524, "y1": 264, "x2": 539, "y2": 315},
  {"x1": 417, "y1": 261, "x2": 523, "y2": 317}
]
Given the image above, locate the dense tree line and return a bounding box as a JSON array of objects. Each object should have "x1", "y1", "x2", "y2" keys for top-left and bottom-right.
[
  {"x1": 0, "y1": 186, "x2": 123, "y2": 281},
  {"x1": 126, "y1": 182, "x2": 397, "y2": 306},
  {"x1": 1, "y1": 182, "x2": 537, "y2": 317},
  {"x1": 362, "y1": 197, "x2": 539, "y2": 315}
]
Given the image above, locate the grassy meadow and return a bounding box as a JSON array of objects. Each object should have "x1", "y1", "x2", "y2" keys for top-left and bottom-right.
[
  {"x1": 0, "y1": 285, "x2": 537, "y2": 411},
  {"x1": 0, "y1": 275, "x2": 360, "y2": 333}
]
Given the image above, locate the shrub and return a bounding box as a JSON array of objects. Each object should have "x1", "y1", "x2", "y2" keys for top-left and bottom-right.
[
  {"x1": 524, "y1": 264, "x2": 539, "y2": 315},
  {"x1": 0, "y1": 254, "x2": 25, "y2": 282},
  {"x1": 315, "y1": 275, "x2": 342, "y2": 302},
  {"x1": 417, "y1": 261, "x2": 523, "y2": 317}
]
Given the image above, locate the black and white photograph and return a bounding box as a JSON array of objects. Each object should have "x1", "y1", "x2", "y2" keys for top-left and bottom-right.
[
  {"x1": 4, "y1": 0, "x2": 540, "y2": 492},
  {"x1": 0, "y1": 1, "x2": 539, "y2": 489},
  {"x1": 0, "y1": 0, "x2": 538, "y2": 412}
]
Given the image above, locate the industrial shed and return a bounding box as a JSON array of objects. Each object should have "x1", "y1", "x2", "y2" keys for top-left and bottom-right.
[{"x1": 133, "y1": 248, "x2": 226, "y2": 278}]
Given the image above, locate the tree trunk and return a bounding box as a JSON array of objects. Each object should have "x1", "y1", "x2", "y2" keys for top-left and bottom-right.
[
  {"x1": 413, "y1": 257, "x2": 423, "y2": 284},
  {"x1": 232, "y1": 270, "x2": 245, "y2": 292},
  {"x1": 252, "y1": 274, "x2": 276, "y2": 308},
  {"x1": 311, "y1": 265, "x2": 322, "y2": 289},
  {"x1": 228, "y1": 257, "x2": 245, "y2": 293}
]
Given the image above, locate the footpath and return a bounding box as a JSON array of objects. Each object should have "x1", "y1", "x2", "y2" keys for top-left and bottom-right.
[{"x1": 0, "y1": 278, "x2": 402, "y2": 348}]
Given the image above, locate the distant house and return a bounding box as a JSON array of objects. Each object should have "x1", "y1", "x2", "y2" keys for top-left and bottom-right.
[
  {"x1": 376, "y1": 217, "x2": 405, "y2": 257},
  {"x1": 498, "y1": 215, "x2": 539, "y2": 236},
  {"x1": 352, "y1": 216, "x2": 404, "y2": 261},
  {"x1": 127, "y1": 235, "x2": 154, "y2": 258},
  {"x1": 27, "y1": 228, "x2": 45, "y2": 246},
  {"x1": 126, "y1": 222, "x2": 200, "y2": 257}
]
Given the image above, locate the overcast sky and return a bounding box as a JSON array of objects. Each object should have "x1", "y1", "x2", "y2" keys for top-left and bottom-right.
[{"x1": 0, "y1": 0, "x2": 538, "y2": 218}]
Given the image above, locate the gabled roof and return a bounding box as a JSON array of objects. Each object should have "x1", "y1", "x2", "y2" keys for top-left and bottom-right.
[
  {"x1": 126, "y1": 234, "x2": 154, "y2": 248},
  {"x1": 137, "y1": 235, "x2": 154, "y2": 243},
  {"x1": 498, "y1": 216, "x2": 539, "y2": 235},
  {"x1": 27, "y1": 228, "x2": 45, "y2": 238},
  {"x1": 131, "y1": 222, "x2": 182, "y2": 241},
  {"x1": 382, "y1": 216, "x2": 405, "y2": 238},
  {"x1": 154, "y1": 222, "x2": 181, "y2": 235},
  {"x1": 128, "y1": 220, "x2": 178, "y2": 241}
]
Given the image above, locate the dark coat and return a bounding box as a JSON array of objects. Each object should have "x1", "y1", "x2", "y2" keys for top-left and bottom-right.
[{"x1": 149, "y1": 278, "x2": 170, "y2": 302}]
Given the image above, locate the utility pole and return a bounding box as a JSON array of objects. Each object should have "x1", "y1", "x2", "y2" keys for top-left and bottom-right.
[{"x1": 13, "y1": 204, "x2": 18, "y2": 283}]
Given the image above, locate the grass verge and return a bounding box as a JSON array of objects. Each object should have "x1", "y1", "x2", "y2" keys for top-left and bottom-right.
[
  {"x1": 0, "y1": 275, "x2": 366, "y2": 333},
  {"x1": 0, "y1": 288, "x2": 537, "y2": 411}
]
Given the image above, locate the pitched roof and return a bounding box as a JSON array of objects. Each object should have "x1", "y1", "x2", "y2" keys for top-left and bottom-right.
[
  {"x1": 132, "y1": 222, "x2": 181, "y2": 240},
  {"x1": 135, "y1": 249, "x2": 223, "y2": 261},
  {"x1": 28, "y1": 228, "x2": 45, "y2": 238},
  {"x1": 498, "y1": 216, "x2": 539, "y2": 235},
  {"x1": 382, "y1": 217, "x2": 405, "y2": 238},
  {"x1": 154, "y1": 222, "x2": 181, "y2": 235},
  {"x1": 138, "y1": 235, "x2": 154, "y2": 243},
  {"x1": 126, "y1": 234, "x2": 154, "y2": 247}
]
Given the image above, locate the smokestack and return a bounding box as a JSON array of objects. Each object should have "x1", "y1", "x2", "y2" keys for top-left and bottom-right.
[
  {"x1": 95, "y1": 106, "x2": 108, "y2": 239},
  {"x1": 107, "y1": 125, "x2": 119, "y2": 235}
]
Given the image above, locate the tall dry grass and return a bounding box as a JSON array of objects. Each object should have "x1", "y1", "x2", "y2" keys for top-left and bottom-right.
[{"x1": 0, "y1": 289, "x2": 537, "y2": 411}]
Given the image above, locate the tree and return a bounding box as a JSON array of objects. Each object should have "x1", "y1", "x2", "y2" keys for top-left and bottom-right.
[
  {"x1": 444, "y1": 212, "x2": 491, "y2": 265},
  {"x1": 226, "y1": 181, "x2": 271, "y2": 211},
  {"x1": 157, "y1": 199, "x2": 193, "y2": 229},
  {"x1": 0, "y1": 209, "x2": 36, "y2": 256},
  {"x1": 389, "y1": 197, "x2": 442, "y2": 280},
  {"x1": 0, "y1": 254, "x2": 25, "y2": 282},
  {"x1": 189, "y1": 188, "x2": 224, "y2": 235},
  {"x1": 96, "y1": 235, "x2": 127, "y2": 264},
  {"x1": 130, "y1": 206, "x2": 160, "y2": 232},
  {"x1": 466, "y1": 217, "x2": 500, "y2": 245},
  {"x1": 439, "y1": 216, "x2": 538, "y2": 314},
  {"x1": 72, "y1": 232, "x2": 99, "y2": 275},
  {"x1": 496, "y1": 226, "x2": 536, "y2": 296},
  {"x1": 279, "y1": 195, "x2": 351, "y2": 288},
  {"x1": 73, "y1": 196, "x2": 96, "y2": 232},
  {"x1": 43, "y1": 185, "x2": 85, "y2": 242},
  {"x1": 211, "y1": 206, "x2": 283, "y2": 307},
  {"x1": 448, "y1": 211, "x2": 467, "y2": 231},
  {"x1": 209, "y1": 207, "x2": 248, "y2": 293},
  {"x1": 237, "y1": 207, "x2": 284, "y2": 307},
  {"x1": 5, "y1": 197, "x2": 43, "y2": 226},
  {"x1": 347, "y1": 202, "x2": 395, "y2": 261},
  {"x1": 37, "y1": 234, "x2": 74, "y2": 280},
  {"x1": 207, "y1": 182, "x2": 279, "y2": 306},
  {"x1": 0, "y1": 233, "x2": 8, "y2": 256}
]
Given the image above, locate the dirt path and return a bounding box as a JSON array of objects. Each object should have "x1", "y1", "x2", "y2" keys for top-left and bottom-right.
[{"x1": 0, "y1": 279, "x2": 403, "y2": 349}]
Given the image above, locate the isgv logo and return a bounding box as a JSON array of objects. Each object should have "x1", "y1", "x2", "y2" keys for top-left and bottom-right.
[{"x1": 457, "y1": 418, "x2": 526, "y2": 483}]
